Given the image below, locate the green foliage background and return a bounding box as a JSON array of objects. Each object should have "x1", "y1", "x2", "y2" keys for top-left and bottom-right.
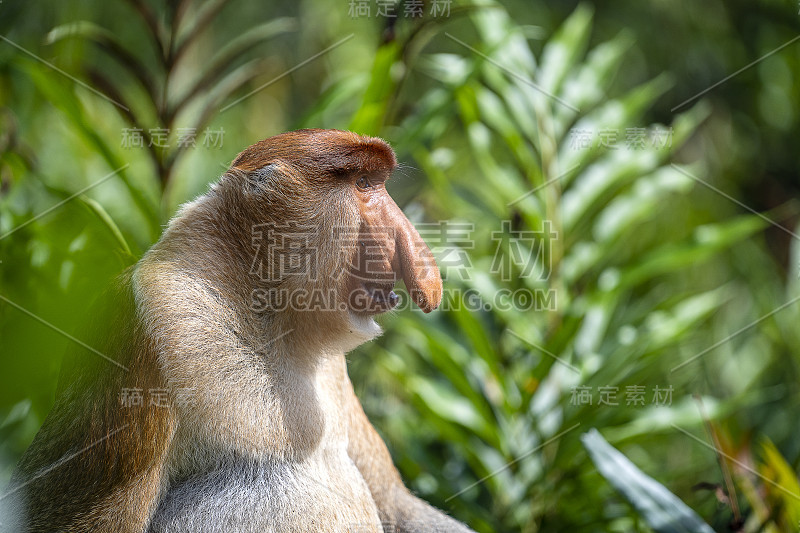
[{"x1": 2, "y1": 1, "x2": 800, "y2": 531}]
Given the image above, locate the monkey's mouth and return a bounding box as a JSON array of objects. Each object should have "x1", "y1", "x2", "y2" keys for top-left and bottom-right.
[{"x1": 349, "y1": 282, "x2": 399, "y2": 315}]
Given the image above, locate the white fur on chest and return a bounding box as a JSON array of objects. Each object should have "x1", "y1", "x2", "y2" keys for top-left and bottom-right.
[
  {"x1": 150, "y1": 351, "x2": 380, "y2": 532},
  {"x1": 148, "y1": 446, "x2": 381, "y2": 533}
]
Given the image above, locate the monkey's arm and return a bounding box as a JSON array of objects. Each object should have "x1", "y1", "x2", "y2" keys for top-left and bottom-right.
[{"x1": 343, "y1": 370, "x2": 475, "y2": 533}]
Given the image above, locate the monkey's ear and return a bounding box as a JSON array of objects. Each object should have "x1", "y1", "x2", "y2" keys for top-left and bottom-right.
[{"x1": 242, "y1": 163, "x2": 279, "y2": 193}]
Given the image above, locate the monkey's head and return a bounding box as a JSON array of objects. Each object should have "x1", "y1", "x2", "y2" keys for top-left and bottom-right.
[{"x1": 218, "y1": 129, "x2": 441, "y2": 338}]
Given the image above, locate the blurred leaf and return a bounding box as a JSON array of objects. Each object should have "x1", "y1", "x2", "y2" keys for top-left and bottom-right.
[
  {"x1": 172, "y1": 18, "x2": 296, "y2": 117},
  {"x1": 555, "y1": 30, "x2": 634, "y2": 128},
  {"x1": 618, "y1": 214, "x2": 769, "y2": 289},
  {"x1": 78, "y1": 196, "x2": 134, "y2": 259},
  {"x1": 0, "y1": 400, "x2": 31, "y2": 443},
  {"x1": 407, "y1": 376, "x2": 493, "y2": 440},
  {"x1": 582, "y1": 429, "x2": 715, "y2": 533},
  {"x1": 536, "y1": 3, "x2": 594, "y2": 97},
  {"x1": 46, "y1": 21, "x2": 158, "y2": 102},
  {"x1": 18, "y1": 59, "x2": 159, "y2": 241},
  {"x1": 350, "y1": 42, "x2": 401, "y2": 135},
  {"x1": 173, "y1": 0, "x2": 232, "y2": 60},
  {"x1": 559, "y1": 74, "x2": 673, "y2": 172},
  {"x1": 469, "y1": 2, "x2": 536, "y2": 75},
  {"x1": 759, "y1": 439, "x2": 800, "y2": 525}
]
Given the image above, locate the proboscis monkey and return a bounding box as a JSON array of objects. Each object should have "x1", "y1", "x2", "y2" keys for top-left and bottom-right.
[{"x1": 4, "y1": 130, "x2": 475, "y2": 532}]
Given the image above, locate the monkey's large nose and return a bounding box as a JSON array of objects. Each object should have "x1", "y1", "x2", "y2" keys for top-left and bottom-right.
[{"x1": 387, "y1": 203, "x2": 443, "y2": 313}]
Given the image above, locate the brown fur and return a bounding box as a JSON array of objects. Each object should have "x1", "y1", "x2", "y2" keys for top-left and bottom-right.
[
  {"x1": 5, "y1": 129, "x2": 472, "y2": 533},
  {"x1": 7, "y1": 276, "x2": 176, "y2": 531}
]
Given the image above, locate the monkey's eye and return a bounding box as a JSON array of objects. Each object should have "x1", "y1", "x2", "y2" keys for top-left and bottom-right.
[{"x1": 355, "y1": 176, "x2": 373, "y2": 190}]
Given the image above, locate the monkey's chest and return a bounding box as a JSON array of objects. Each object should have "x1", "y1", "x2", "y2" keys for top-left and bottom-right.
[{"x1": 148, "y1": 450, "x2": 381, "y2": 533}]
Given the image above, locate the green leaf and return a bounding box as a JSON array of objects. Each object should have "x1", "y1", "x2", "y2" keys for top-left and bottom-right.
[
  {"x1": 46, "y1": 21, "x2": 158, "y2": 102},
  {"x1": 418, "y1": 53, "x2": 472, "y2": 87},
  {"x1": 469, "y1": 1, "x2": 536, "y2": 75},
  {"x1": 555, "y1": 30, "x2": 634, "y2": 128},
  {"x1": 349, "y1": 42, "x2": 402, "y2": 135},
  {"x1": 603, "y1": 396, "x2": 722, "y2": 442},
  {"x1": 18, "y1": 59, "x2": 160, "y2": 241},
  {"x1": 593, "y1": 165, "x2": 693, "y2": 244},
  {"x1": 407, "y1": 376, "x2": 492, "y2": 439},
  {"x1": 582, "y1": 429, "x2": 715, "y2": 533},
  {"x1": 642, "y1": 287, "x2": 729, "y2": 351},
  {"x1": 561, "y1": 148, "x2": 660, "y2": 231},
  {"x1": 759, "y1": 439, "x2": 800, "y2": 523},
  {"x1": 172, "y1": 18, "x2": 296, "y2": 114},
  {"x1": 78, "y1": 196, "x2": 134, "y2": 258},
  {"x1": 618, "y1": 214, "x2": 769, "y2": 289},
  {"x1": 298, "y1": 74, "x2": 368, "y2": 128},
  {"x1": 558, "y1": 74, "x2": 673, "y2": 171},
  {"x1": 536, "y1": 3, "x2": 594, "y2": 98}
]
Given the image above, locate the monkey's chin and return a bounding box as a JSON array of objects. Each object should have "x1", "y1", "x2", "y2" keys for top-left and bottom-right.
[
  {"x1": 346, "y1": 311, "x2": 384, "y2": 342},
  {"x1": 342, "y1": 284, "x2": 398, "y2": 342}
]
